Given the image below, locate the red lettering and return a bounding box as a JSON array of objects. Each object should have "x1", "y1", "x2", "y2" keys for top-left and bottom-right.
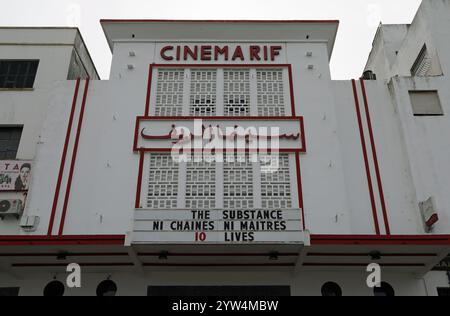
[
  {"x1": 200, "y1": 45, "x2": 212, "y2": 60},
  {"x1": 184, "y1": 46, "x2": 198, "y2": 61},
  {"x1": 4, "y1": 163, "x2": 10, "y2": 170},
  {"x1": 232, "y1": 46, "x2": 245, "y2": 61},
  {"x1": 270, "y1": 46, "x2": 282, "y2": 61},
  {"x1": 160, "y1": 46, "x2": 174, "y2": 61},
  {"x1": 214, "y1": 46, "x2": 229, "y2": 61},
  {"x1": 264, "y1": 46, "x2": 268, "y2": 61},
  {"x1": 249, "y1": 46, "x2": 261, "y2": 61},
  {"x1": 176, "y1": 46, "x2": 181, "y2": 60}
]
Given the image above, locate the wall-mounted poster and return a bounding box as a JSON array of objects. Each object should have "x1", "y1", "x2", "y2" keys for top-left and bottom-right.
[{"x1": 0, "y1": 161, "x2": 32, "y2": 191}]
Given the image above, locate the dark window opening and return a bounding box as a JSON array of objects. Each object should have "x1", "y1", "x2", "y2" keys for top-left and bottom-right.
[
  {"x1": 96, "y1": 280, "x2": 118, "y2": 296},
  {"x1": 373, "y1": 282, "x2": 395, "y2": 296},
  {"x1": 0, "y1": 126, "x2": 23, "y2": 160},
  {"x1": 0, "y1": 60, "x2": 39, "y2": 89},
  {"x1": 321, "y1": 282, "x2": 342, "y2": 296},
  {"x1": 437, "y1": 288, "x2": 450, "y2": 296},
  {"x1": 43, "y1": 280, "x2": 65, "y2": 297},
  {"x1": 147, "y1": 286, "x2": 291, "y2": 296},
  {"x1": 0, "y1": 287, "x2": 20, "y2": 296}
]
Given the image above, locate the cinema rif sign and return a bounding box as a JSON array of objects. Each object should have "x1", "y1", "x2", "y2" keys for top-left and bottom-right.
[{"x1": 160, "y1": 45, "x2": 283, "y2": 62}]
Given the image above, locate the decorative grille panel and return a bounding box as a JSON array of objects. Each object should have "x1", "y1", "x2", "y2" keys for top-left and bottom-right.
[
  {"x1": 155, "y1": 69, "x2": 184, "y2": 116},
  {"x1": 189, "y1": 69, "x2": 217, "y2": 116},
  {"x1": 260, "y1": 154, "x2": 292, "y2": 208},
  {"x1": 257, "y1": 69, "x2": 286, "y2": 116},
  {"x1": 146, "y1": 154, "x2": 179, "y2": 209},
  {"x1": 223, "y1": 154, "x2": 254, "y2": 209},
  {"x1": 223, "y1": 69, "x2": 251, "y2": 116},
  {"x1": 186, "y1": 156, "x2": 216, "y2": 209}
]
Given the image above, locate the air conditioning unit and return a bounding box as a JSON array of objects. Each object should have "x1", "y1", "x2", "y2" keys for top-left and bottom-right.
[
  {"x1": 0, "y1": 199, "x2": 23, "y2": 220},
  {"x1": 419, "y1": 197, "x2": 439, "y2": 231}
]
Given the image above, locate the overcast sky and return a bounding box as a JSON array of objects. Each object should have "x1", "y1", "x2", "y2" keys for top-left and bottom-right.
[{"x1": 0, "y1": 0, "x2": 422, "y2": 79}]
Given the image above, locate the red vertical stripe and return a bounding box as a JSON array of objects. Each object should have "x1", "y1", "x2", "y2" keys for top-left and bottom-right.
[
  {"x1": 295, "y1": 152, "x2": 306, "y2": 230},
  {"x1": 288, "y1": 65, "x2": 296, "y2": 116},
  {"x1": 58, "y1": 79, "x2": 90, "y2": 236},
  {"x1": 351, "y1": 79, "x2": 380, "y2": 235},
  {"x1": 47, "y1": 79, "x2": 81, "y2": 236},
  {"x1": 359, "y1": 79, "x2": 391, "y2": 235},
  {"x1": 135, "y1": 150, "x2": 145, "y2": 209},
  {"x1": 145, "y1": 64, "x2": 154, "y2": 116}
]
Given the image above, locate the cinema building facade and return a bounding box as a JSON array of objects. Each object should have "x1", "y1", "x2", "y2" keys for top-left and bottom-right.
[{"x1": 1, "y1": 0, "x2": 450, "y2": 296}]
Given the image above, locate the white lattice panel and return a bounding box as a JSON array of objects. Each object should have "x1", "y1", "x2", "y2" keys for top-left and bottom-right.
[
  {"x1": 189, "y1": 69, "x2": 217, "y2": 116},
  {"x1": 260, "y1": 154, "x2": 292, "y2": 208},
  {"x1": 223, "y1": 69, "x2": 251, "y2": 116},
  {"x1": 155, "y1": 69, "x2": 184, "y2": 116},
  {"x1": 257, "y1": 69, "x2": 286, "y2": 116},
  {"x1": 147, "y1": 154, "x2": 179, "y2": 209},
  {"x1": 223, "y1": 154, "x2": 254, "y2": 209},
  {"x1": 185, "y1": 155, "x2": 216, "y2": 209}
]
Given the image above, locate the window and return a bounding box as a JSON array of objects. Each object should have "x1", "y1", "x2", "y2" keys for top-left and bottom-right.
[
  {"x1": 257, "y1": 69, "x2": 286, "y2": 116},
  {"x1": 261, "y1": 154, "x2": 292, "y2": 208},
  {"x1": 411, "y1": 44, "x2": 431, "y2": 77},
  {"x1": 96, "y1": 280, "x2": 118, "y2": 296},
  {"x1": 185, "y1": 155, "x2": 216, "y2": 209},
  {"x1": 147, "y1": 286, "x2": 291, "y2": 296},
  {"x1": 43, "y1": 280, "x2": 65, "y2": 296},
  {"x1": 146, "y1": 154, "x2": 179, "y2": 209},
  {"x1": 153, "y1": 67, "x2": 289, "y2": 117},
  {"x1": 189, "y1": 69, "x2": 217, "y2": 116},
  {"x1": 0, "y1": 287, "x2": 20, "y2": 296},
  {"x1": 0, "y1": 60, "x2": 39, "y2": 89},
  {"x1": 409, "y1": 90, "x2": 443, "y2": 116},
  {"x1": 145, "y1": 153, "x2": 293, "y2": 210},
  {"x1": 0, "y1": 126, "x2": 23, "y2": 160},
  {"x1": 373, "y1": 282, "x2": 395, "y2": 296},
  {"x1": 224, "y1": 69, "x2": 251, "y2": 116},
  {"x1": 155, "y1": 69, "x2": 184, "y2": 116},
  {"x1": 321, "y1": 282, "x2": 342, "y2": 296},
  {"x1": 437, "y1": 288, "x2": 450, "y2": 296}
]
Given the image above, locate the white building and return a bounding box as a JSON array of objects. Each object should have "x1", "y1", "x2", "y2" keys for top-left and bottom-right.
[{"x1": 0, "y1": 0, "x2": 450, "y2": 296}]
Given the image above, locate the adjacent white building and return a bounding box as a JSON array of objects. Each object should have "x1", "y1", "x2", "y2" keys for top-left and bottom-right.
[{"x1": 0, "y1": 0, "x2": 450, "y2": 296}]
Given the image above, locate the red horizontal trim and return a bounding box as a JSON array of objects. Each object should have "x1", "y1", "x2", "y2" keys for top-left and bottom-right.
[
  {"x1": 101, "y1": 19, "x2": 339, "y2": 24},
  {"x1": 138, "y1": 253, "x2": 298, "y2": 257},
  {"x1": 142, "y1": 263, "x2": 294, "y2": 267},
  {"x1": 303, "y1": 263, "x2": 425, "y2": 267},
  {"x1": 0, "y1": 235, "x2": 125, "y2": 246},
  {"x1": 310, "y1": 234, "x2": 450, "y2": 245},
  {"x1": 137, "y1": 115, "x2": 302, "y2": 120},
  {"x1": 151, "y1": 63, "x2": 292, "y2": 69},
  {"x1": 12, "y1": 263, "x2": 134, "y2": 268},
  {"x1": 0, "y1": 253, "x2": 128, "y2": 257},
  {"x1": 307, "y1": 253, "x2": 437, "y2": 257}
]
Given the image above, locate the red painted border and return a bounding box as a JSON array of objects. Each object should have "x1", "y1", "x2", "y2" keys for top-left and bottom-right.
[
  {"x1": 135, "y1": 150, "x2": 145, "y2": 209},
  {"x1": 360, "y1": 79, "x2": 391, "y2": 235},
  {"x1": 134, "y1": 116, "x2": 305, "y2": 152},
  {"x1": 0, "y1": 235, "x2": 125, "y2": 246},
  {"x1": 295, "y1": 152, "x2": 305, "y2": 230},
  {"x1": 303, "y1": 263, "x2": 425, "y2": 267},
  {"x1": 311, "y1": 234, "x2": 450, "y2": 245},
  {"x1": 101, "y1": 19, "x2": 339, "y2": 24},
  {"x1": 47, "y1": 79, "x2": 81, "y2": 236},
  {"x1": 145, "y1": 64, "x2": 296, "y2": 117},
  {"x1": 58, "y1": 79, "x2": 90, "y2": 236},
  {"x1": 352, "y1": 79, "x2": 380, "y2": 235}
]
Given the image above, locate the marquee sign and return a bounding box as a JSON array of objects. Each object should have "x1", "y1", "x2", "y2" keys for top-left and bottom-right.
[
  {"x1": 134, "y1": 117, "x2": 306, "y2": 153},
  {"x1": 133, "y1": 208, "x2": 305, "y2": 244}
]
